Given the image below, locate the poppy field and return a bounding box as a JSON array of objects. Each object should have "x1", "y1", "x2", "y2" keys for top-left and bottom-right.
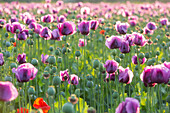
[{"x1": 0, "y1": 0, "x2": 170, "y2": 113}]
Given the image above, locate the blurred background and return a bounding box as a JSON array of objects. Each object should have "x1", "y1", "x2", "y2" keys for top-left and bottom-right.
[{"x1": 0, "y1": 0, "x2": 169, "y2": 3}]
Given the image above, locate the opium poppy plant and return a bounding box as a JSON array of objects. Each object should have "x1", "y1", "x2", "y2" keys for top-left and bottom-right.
[{"x1": 33, "y1": 98, "x2": 51, "y2": 113}]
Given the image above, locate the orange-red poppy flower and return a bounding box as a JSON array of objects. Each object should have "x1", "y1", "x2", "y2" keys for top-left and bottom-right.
[
  {"x1": 17, "y1": 108, "x2": 29, "y2": 113},
  {"x1": 13, "y1": 42, "x2": 16, "y2": 47},
  {"x1": 100, "y1": 30, "x2": 105, "y2": 35},
  {"x1": 33, "y1": 98, "x2": 51, "y2": 113}
]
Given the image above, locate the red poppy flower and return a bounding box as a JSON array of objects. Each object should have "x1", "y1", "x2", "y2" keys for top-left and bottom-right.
[
  {"x1": 13, "y1": 42, "x2": 16, "y2": 47},
  {"x1": 100, "y1": 30, "x2": 105, "y2": 35},
  {"x1": 33, "y1": 98, "x2": 51, "y2": 113},
  {"x1": 17, "y1": 108, "x2": 29, "y2": 113}
]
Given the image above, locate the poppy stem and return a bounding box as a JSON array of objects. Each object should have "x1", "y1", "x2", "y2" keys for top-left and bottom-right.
[
  {"x1": 2, "y1": 102, "x2": 6, "y2": 113},
  {"x1": 83, "y1": 35, "x2": 86, "y2": 109}
]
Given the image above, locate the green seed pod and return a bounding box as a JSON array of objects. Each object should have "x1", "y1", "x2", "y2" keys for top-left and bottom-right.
[
  {"x1": 57, "y1": 57, "x2": 62, "y2": 63},
  {"x1": 119, "y1": 54, "x2": 125, "y2": 59},
  {"x1": 15, "y1": 29, "x2": 20, "y2": 34},
  {"x1": 166, "y1": 95, "x2": 170, "y2": 103},
  {"x1": 147, "y1": 59, "x2": 153, "y2": 66},
  {"x1": 99, "y1": 62, "x2": 104, "y2": 72},
  {"x1": 53, "y1": 76, "x2": 61, "y2": 85},
  {"x1": 156, "y1": 51, "x2": 160, "y2": 56},
  {"x1": 10, "y1": 63, "x2": 17, "y2": 69},
  {"x1": 135, "y1": 65, "x2": 138, "y2": 70},
  {"x1": 16, "y1": 82, "x2": 23, "y2": 87},
  {"x1": 44, "y1": 66, "x2": 50, "y2": 72},
  {"x1": 28, "y1": 30, "x2": 33, "y2": 35},
  {"x1": 112, "y1": 49, "x2": 117, "y2": 56},
  {"x1": 75, "y1": 89, "x2": 80, "y2": 97},
  {"x1": 112, "y1": 91, "x2": 119, "y2": 99},
  {"x1": 55, "y1": 49, "x2": 60, "y2": 56},
  {"x1": 19, "y1": 89, "x2": 25, "y2": 96},
  {"x1": 138, "y1": 52, "x2": 144, "y2": 59},
  {"x1": 93, "y1": 59, "x2": 99, "y2": 69},
  {"x1": 51, "y1": 66, "x2": 57, "y2": 73},
  {"x1": 145, "y1": 52, "x2": 149, "y2": 59},
  {"x1": 10, "y1": 38, "x2": 15, "y2": 43},
  {"x1": 43, "y1": 71, "x2": 50, "y2": 79},
  {"x1": 161, "y1": 57, "x2": 166, "y2": 63},
  {"x1": 75, "y1": 50, "x2": 81, "y2": 57},
  {"x1": 5, "y1": 51, "x2": 10, "y2": 58},
  {"x1": 5, "y1": 33, "x2": 9, "y2": 38},
  {"x1": 49, "y1": 46, "x2": 53, "y2": 51},
  {"x1": 47, "y1": 86, "x2": 56, "y2": 96},
  {"x1": 31, "y1": 59, "x2": 38, "y2": 66},
  {"x1": 28, "y1": 86, "x2": 35, "y2": 95},
  {"x1": 62, "y1": 102, "x2": 74, "y2": 113},
  {"x1": 115, "y1": 57, "x2": 121, "y2": 63},
  {"x1": 62, "y1": 47, "x2": 67, "y2": 54},
  {"x1": 48, "y1": 56, "x2": 56, "y2": 64}
]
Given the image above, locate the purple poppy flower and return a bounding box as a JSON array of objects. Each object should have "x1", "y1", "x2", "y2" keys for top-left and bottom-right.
[
  {"x1": 28, "y1": 22, "x2": 37, "y2": 29},
  {"x1": 41, "y1": 14, "x2": 54, "y2": 23},
  {"x1": 0, "y1": 81, "x2": 18, "y2": 102},
  {"x1": 160, "y1": 18, "x2": 168, "y2": 26},
  {"x1": 90, "y1": 20, "x2": 99, "y2": 30},
  {"x1": 41, "y1": 54, "x2": 49, "y2": 64},
  {"x1": 17, "y1": 53, "x2": 26, "y2": 64},
  {"x1": 57, "y1": 15, "x2": 66, "y2": 23},
  {"x1": 119, "y1": 40, "x2": 130, "y2": 53},
  {"x1": 68, "y1": 74, "x2": 79, "y2": 85},
  {"x1": 17, "y1": 31, "x2": 28, "y2": 40},
  {"x1": 129, "y1": 20, "x2": 137, "y2": 26},
  {"x1": 116, "y1": 97, "x2": 140, "y2": 113},
  {"x1": 132, "y1": 55, "x2": 146, "y2": 65},
  {"x1": 146, "y1": 22, "x2": 157, "y2": 30},
  {"x1": 78, "y1": 38, "x2": 87, "y2": 47},
  {"x1": 78, "y1": 21, "x2": 91, "y2": 35},
  {"x1": 163, "y1": 62, "x2": 170, "y2": 69},
  {"x1": 0, "y1": 53, "x2": 4, "y2": 66},
  {"x1": 12, "y1": 63, "x2": 38, "y2": 82},
  {"x1": 51, "y1": 29, "x2": 62, "y2": 41},
  {"x1": 123, "y1": 34, "x2": 134, "y2": 46},
  {"x1": 104, "y1": 60, "x2": 119, "y2": 74},
  {"x1": 140, "y1": 66, "x2": 156, "y2": 87},
  {"x1": 105, "y1": 36, "x2": 122, "y2": 49},
  {"x1": 34, "y1": 24, "x2": 43, "y2": 34},
  {"x1": 57, "y1": 21, "x2": 76, "y2": 36},
  {"x1": 10, "y1": 22, "x2": 25, "y2": 34},
  {"x1": 105, "y1": 73, "x2": 115, "y2": 82},
  {"x1": 9, "y1": 17, "x2": 19, "y2": 24},
  {"x1": 24, "y1": 17, "x2": 36, "y2": 25},
  {"x1": 143, "y1": 27, "x2": 154, "y2": 35},
  {"x1": 40, "y1": 27, "x2": 52, "y2": 40},
  {"x1": 60, "y1": 70, "x2": 70, "y2": 81},
  {"x1": 118, "y1": 66, "x2": 134, "y2": 84},
  {"x1": 115, "y1": 21, "x2": 129, "y2": 34},
  {"x1": 132, "y1": 32, "x2": 147, "y2": 46},
  {"x1": 5, "y1": 23, "x2": 11, "y2": 32},
  {"x1": 151, "y1": 65, "x2": 169, "y2": 84}
]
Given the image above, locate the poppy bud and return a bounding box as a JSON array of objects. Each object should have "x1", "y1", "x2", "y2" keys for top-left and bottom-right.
[
  {"x1": 5, "y1": 51, "x2": 10, "y2": 58},
  {"x1": 62, "y1": 102, "x2": 74, "y2": 113},
  {"x1": 57, "y1": 57, "x2": 62, "y2": 63},
  {"x1": 62, "y1": 47, "x2": 67, "y2": 54},
  {"x1": 115, "y1": 57, "x2": 121, "y2": 63},
  {"x1": 31, "y1": 59, "x2": 38, "y2": 66},
  {"x1": 53, "y1": 76, "x2": 61, "y2": 85},
  {"x1": 138, "y1": 52, "x2": 144, "y2": 59},
  {"x1": 10, "y1": 63, "x2": 17, "y2": 69},
  {"x1": 145, "y1": 52, "x2": 150, "y2": 59},
  {"x1": 28, "y1": 86, "x2": 35, "y2": 95},
  {"x1": 99, "y1": 63, "x2": 104, "y2": 72},
  {"x1": 5, "y1": 76, "x2": 12, "y2": 82},
  {"x1": 147, "y1": 59, "x2": 153, "y2": 66},
  {"x1": 5, "y1": 33, "x2": 8, "y2": 37},
  {"x1": 47, "y1": 86, "x2": 56, "y2": 96},
  {"x1": 112, "y1": 91, "x2": 119, "y2": 99},
  {"x1": 51, "y1": 66, "x2": 57, "y2": 73},
  {"x1": 156, "y1": 51, "x2": 160, "y2": 56},
  {"x1": 48, "y1": 56, "x2": 56, "y2": 64},
  {"x1": 112, "y1": 49, "x2": 117, "y2": 56},
  {"x1": 55, "y1": 49, "x2": 60, "y2": 56},
  {"x1": 75, "y1": 89, "x2": 80, "y2": 97},
  {"x1": 49, "y1": 47, "x2": 53, "y2": 52},
  {"x1": 87, "y1": 107, "x2": 96, "y2": 113},
  {"x1": 75, "y1": 50, "x2": 81, "y2": 57},
  {"x1": 93, "y1": 59, "x2": 99, "y2": 69},
  {"x1": 19, "y1": 89, "x2": 25, "y2": 96},
  {"x1": 161, "y1": 57, "x2": 166, "y2": 63},
  {"x1": 10, "y1": 38, "x2": 15, "y2": 43},
  {"x1": 119, "y1": 54, "x2": 125, "y2": 59}
]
